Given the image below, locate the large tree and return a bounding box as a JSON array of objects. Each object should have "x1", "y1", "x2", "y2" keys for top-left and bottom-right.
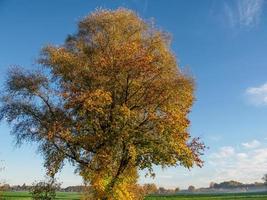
[{"x1": 0, "y1": 8, "x2": 204, "y2": 200}]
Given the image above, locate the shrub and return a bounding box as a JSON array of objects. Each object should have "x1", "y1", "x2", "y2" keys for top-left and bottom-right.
[{"x1": 30, "y1": 179, "x2": 60, "y2": 200}]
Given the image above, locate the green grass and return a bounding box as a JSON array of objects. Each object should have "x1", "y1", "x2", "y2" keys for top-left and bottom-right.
[
  {"x1": 2, "y1": 191, "x2": 267, "y2": 199},
  {"x1": 1, "y1": 191, "x2": 80, "y2": 199},
  {"x1": 145, "y1": 192, "x2": 267, "y2": 200}
]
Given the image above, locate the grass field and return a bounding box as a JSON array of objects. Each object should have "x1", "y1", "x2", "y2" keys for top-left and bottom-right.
[
  {"x1": 2, "y1": 191, "x2": 267, "y2": 199},
  {"x1": 1, "y1": 191, "x2": 80, "y2": 199},
  {"x1": 146, "y1": 192, "x2": 267, "y2": 200}
]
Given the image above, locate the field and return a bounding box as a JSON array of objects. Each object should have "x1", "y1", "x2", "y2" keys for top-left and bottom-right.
[
  {"x1": 146, "y1": 192, "x2": 267, "y2": 200},
  {"x1": 1, "y1": 191, "x2": 80, "y2": 199},
  {"x1": 2, "y1": 192, "x2": 267, "y2": 199}
]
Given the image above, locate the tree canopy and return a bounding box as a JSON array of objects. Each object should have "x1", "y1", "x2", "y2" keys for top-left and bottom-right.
[{"x1": 0, "y1": 8, "x2": 204, "y2": 200}]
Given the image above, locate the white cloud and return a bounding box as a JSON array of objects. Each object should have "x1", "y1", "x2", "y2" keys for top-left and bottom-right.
[
  {"x1": 141, "y1": 139, "x2": 267, "y2": 189},
  {"x1": 140, "y1": 141, "x2": 267, "y2": 189},
  {"x1": 236, "y1": 153, "x2": 248, "y2": 159},
  {"x1": 209, "y1": 144, "x2": 267, "y2": 184},
  {"x1": 224, "y1": 0, "x2": 264, "y2": 28},
  {"x1": 238, "y1": 0, "x2": 264, "y2": 26},
  {"x1": 246, "y1": 82, "x2": 267, "y2": 106},
  {"x1": 212, "y1": 146, "x2": 235, "y2": 159},
  {"x1": 242, "y1": 139, "x2": 261, "y2": 149}
]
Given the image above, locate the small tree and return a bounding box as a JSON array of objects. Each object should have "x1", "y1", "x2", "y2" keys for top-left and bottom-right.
[
  {"x1": 188, "y1": 185, "x2": 195, "y2": 193},
  {"x1": 175, "y1": 187, "x2": 180, "y2": 193},
  {"x1": 143, "y1": 183, "x2": 157, "y2": 195},
  {"x1": 158, "y1": 187, "x2": 166, "y2": 194},
  {"x1": 263, "y1": 174, "x2": 267, "y2": 185},
  {"x1": 30, "y1": 178, "x2": 60, "y2": 200},
  {"x1": 0, "y1": 159, "x2": 5, "y2": 198},
  {"x1": 209, "y1": 182, "x2": 215, "y2": 188}
]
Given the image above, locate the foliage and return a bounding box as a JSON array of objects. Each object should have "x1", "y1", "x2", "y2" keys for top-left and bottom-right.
[
  {"x1": 0, "y1": 8, "x2": 205, "y2": 200},
  {"x1": 212, "y1": 181, "x2": 244, "y2": 189},
  {"x1": 30, "y1": 178, "x2": 60, "y2": 200}
]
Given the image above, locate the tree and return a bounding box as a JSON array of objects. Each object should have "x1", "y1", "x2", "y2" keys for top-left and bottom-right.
[
  {"x1": 0, "y1": 159, "x2": 5, "y2": 198},
  {"x1": 158, "y1": 187, "x2": 166, "y2": 194},
  {"x1": 30, "y1": 178, "x2": 60, "y2": 200},
  {"x1": 21, "y1": 183, "x2": 26, "y2": 191},
  {"x1": 262, "y1": 174, "x2": 267, "y2": 185},
  {"x1": 188, "y1": 185, "x2": 195, "y2": 192},
  {"x1": 175, "y1": 187, "x2": 180, "y2": 193},
  {"x1": 143, "y1": 183, "x2": 157, "y2": 195},
  {"x1": 209, "y1": 182, "x2": 215, "y2": 188},
  {"x1": 213, "y1": 180, "x2": 243, "y2": 189},
  {"x1": 0, "y1": 8, "x2": 205, "y2": 200}
]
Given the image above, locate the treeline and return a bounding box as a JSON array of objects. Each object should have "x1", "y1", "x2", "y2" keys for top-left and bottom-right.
[
  {"x1": 210, "y1": 180, "x2": 265, "y2": 189},
  {"x1": 2, "y1": 180, "x2": 267, "y2": 194},
  {"x1": 1, "y1": 184, "x2": 35, "y2": 192},
  {"x1": 187, "y1": 181, "x2": 267, "y2": 194},
  {"x1": 142, "y1": 180, "x2": 267, "y2": 194},
  {"x1": 0, "y1": 184, "x2": 86, "y2": 192}
]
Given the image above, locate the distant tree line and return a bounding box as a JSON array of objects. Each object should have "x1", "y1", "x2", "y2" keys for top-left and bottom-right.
[
  {"x1": 1, "y1": 183, "x2": 159, "y2": 194},
  {"x1": 0, "y1": 184, "x2": 84, "y2": 192},
  {"x1": 209, "y1": 180, "x2": 266, "y2": 190},
  {"x1": 3, "y1": 174, "x2": 267, "y2": 195},
  {"x1": 157, "y1": 187, "x2": 180, "y2": 194}
]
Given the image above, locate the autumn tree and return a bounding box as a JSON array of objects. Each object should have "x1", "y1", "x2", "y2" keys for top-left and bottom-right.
[{"x1": 0, "y1": 8, "x2": 204, "y2": 200}]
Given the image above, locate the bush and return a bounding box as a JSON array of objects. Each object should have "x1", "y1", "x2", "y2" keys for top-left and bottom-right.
[
  {"x1": 30, "y1": 179, "x2": 60, "y2": 200},
  {"x1": 0, "y1": 162, "x2": 5, "y2": 199}
]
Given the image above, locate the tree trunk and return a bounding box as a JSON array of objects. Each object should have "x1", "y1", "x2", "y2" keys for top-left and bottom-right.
[{"x1": 101, "y1": 150, "x2": 130, "y2": 200}]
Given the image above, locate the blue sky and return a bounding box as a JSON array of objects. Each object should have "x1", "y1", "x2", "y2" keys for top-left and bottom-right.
[{"x1": 1, "y1": 0, "x2": 267, "y2": 189}]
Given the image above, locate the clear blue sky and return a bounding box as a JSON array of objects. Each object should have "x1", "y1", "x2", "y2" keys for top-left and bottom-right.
[{"x1": 1, "y1": 0, "x2": 267, "y2": 189}]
